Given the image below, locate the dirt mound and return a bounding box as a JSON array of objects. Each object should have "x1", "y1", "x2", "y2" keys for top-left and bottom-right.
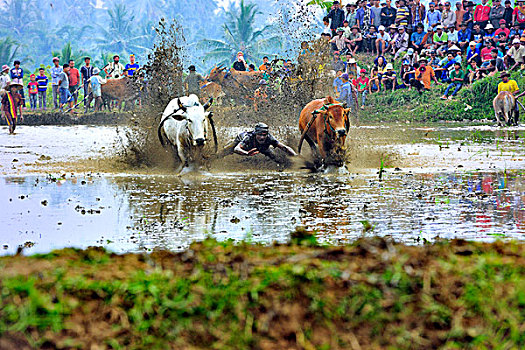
[{"x1": 1, "y1": 235, "x2": 524, "y2": 349}]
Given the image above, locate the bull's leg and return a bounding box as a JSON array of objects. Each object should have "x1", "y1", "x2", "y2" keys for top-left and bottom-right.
[
  {"x1": 304, "y1": 134, "x2": 322, "y2": 168},
  {"x1": 495, "y1": 112, "x2": 504, "y2": 127}
]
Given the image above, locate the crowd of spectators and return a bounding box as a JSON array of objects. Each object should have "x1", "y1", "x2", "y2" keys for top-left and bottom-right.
[{"x1": 321, "y1": 0, "x2": 525, "y2": 109}]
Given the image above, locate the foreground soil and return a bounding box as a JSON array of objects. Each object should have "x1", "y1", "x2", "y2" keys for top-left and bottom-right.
[{"x1": 0, "y1": 232, "x2": 524, "y2": 349}]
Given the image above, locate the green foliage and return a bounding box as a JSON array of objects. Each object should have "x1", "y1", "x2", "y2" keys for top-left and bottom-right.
[
  {"x1": 307, "y1": 0, "x2": 334, "y2": 12},
  {"x1": 0, "y1": 37, "x2": 21, "y2": 66},
  {"x1": 51, "y1": 42, "x2": 87, "y2": 67}
]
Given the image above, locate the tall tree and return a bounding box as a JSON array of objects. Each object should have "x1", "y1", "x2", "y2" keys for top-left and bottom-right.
[{"x1": 0, "y1": 37, "x2": 21, "y2": 66}]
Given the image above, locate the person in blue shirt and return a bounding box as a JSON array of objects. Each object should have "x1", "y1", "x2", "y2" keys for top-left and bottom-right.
[
  {"x1": 466, "y1": 41, "x2": 481, "y2": 66},
  {"x1": 333, "y1": 70, "x2": 344, "y2": 96},
  {"x1": 35, "y1": 68, "x2": 49, "y2": 110},
  {"x1": 356, "y1": 1, "x2": 374, "y2": 32},
  {"x1": 337, "y1": 73, "x2": 358, "y2": 112},
  {"x1": 457, "y1": 22, "x2": 472, "y2": 51},
  {"x1": 426, "y1": 2, "x2": 442, "y2": 29},
  {"x1": 411, "y1": 23, "x2": 426, "y2": 53},
  {"x1": 50, "y1": 57, "x2": 63, "y2": 109},
  {"x1": 125, "y1": 54, "x2": 140, "y2": 77},
  {"x1": 10, "y1": 61, "x2": 25, "y2": 108}
]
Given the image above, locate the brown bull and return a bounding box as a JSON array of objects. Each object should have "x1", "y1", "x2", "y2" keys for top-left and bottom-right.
[
  {"x1": 88, "y1": 76, "x2": 139, "y2": 111},
  {"x1": 208, "y1": 66, "x2": 264, "y2": 99},
  {"x1": 298, "y1": 96, "x2": 350, "y2": 166},
  {"x1": 493, "y1": 91, "x2": 518, "y2": 126},
  {"x1": 199, "y1": 81, "x2": 224, "y2": 104}
]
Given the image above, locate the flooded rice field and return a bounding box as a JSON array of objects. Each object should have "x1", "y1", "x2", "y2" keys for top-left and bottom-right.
[{"x1": 1, "y1": 123, "x2": 524, "y2": 254}]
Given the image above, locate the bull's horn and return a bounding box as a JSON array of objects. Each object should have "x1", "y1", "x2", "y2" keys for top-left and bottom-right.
[
  {"x1": 207, "y1": 112, "x2": 219, "y2": 153},
  {"x1": 203, "y1": 97, "x2": 213, "y2": 110},
  {"x1": 177, "y1": 99, "x2": 187, "y2": 112}
]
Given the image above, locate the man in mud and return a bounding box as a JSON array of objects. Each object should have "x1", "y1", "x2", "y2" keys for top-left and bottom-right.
[
  {"x1": 184, "y1": 65, "x2": 204, "y2": 97},
  {"x1": 219, "y1": 122, "x2": 297, "y2": 163}
]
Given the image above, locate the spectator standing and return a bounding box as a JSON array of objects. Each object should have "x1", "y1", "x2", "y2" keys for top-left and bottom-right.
[
  {"x1": 463, "y1": 2, "x2": 475, "y2": 30},
  {"x1": 345, "y1": 3, "x2": 358, "y2": 27},
  {"x1": 88, "y1": 68, "x2": 105, "y2": 111},
  {"x1": 513, "y1": 0, "x2": 525, "y2": 30},
  {"x1": 455, "y1": 2, "x2": 466, "y2": 30},
  {"x1": 10, "y1": 61, "x2": 25, "y2": 109},
  {"x1": 411, "y1": 0, "x2": 426, "y2": 29},
  {"x1": 426, "y1": 2, "x2": 442, "y2": 29},
  {"x1": 337, "y1": 73, "x2": 358, "y2": 111},
  {"x1": 395, "y1": 0, "x2": 410, "y2": 27},
  {"x1": 503, "y1": 1, "x2": 513, "y2": 26},
  {"x1": 58, "y1": 64, "x2": 71, "y2": 112},
  {"x1": 441, "y1": 62, "x2": 465, "y2": 100},
  {"x1": 356, "y1": 0, "x2": 374, "y2": 32},
  {"x1": 35, "y1": 68, "x2": 48, "y2": 110},
  {"x1": 376, "y1": 25, "x2": 392, "y2": 55},
  {"x1": 381, "y1": 0, "x2": 397, "y2": 27},
  {"x1": 27, "y1": 74, "x2": 38, "y2": 111},
  {"x1": 80, "y1": 57, "x2": 93, "y2": 108},
  {"x1": 474, "y1": 0, "x2": 491, "y2": 29},
  {"x1": 489, "y1": 0, "x2": 505, "y2": 29},
  {"x1": 354, "y1": 69, "x2": 369, "y2": 108},
  {"x1": 371, "y1": 0, "x2": 383, "y2": 28},
  {"x1": 105, "y1": 55, "x2": 125, "y2": 78},
  {"x1": 50, "y1": 57, "x2": 62, "y2": 109},
  {"x1": 327, "y1": 1, "x2": 346, "y2": 36},
  {"x1": 0, "y1": 65, "x2": 10, "y2": 91},
  {"x1": 442, "y1": 2, "x2": 456, "y2": 29},
  {"x1": 68, "y1": 60, "x2": 80, "y2": 106},
  {"x1": 184, "y1": 65, "x2": 204, "y2": 97},
  {"x1": 125, "y1": 54, "x2": 140, "y2": 77},
  {"x1": 333, "y1": 70, "x2": 344, "y2": 96}
]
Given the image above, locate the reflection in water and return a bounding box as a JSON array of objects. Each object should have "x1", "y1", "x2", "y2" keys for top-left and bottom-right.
[{"x1": 1, "y1": 171, "x2": 524, "y2": 255}]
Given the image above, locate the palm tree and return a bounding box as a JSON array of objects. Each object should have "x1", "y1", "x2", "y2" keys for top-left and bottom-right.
[
  {"x1": 200, "y1": 0, "x2": 281, "y2": 67},
  {"x1": 0, "y1": 37, "x2": 21, "y2": 65},
  {"x1": 51, "y1": 42, "x2": 87, "y2": 66}
]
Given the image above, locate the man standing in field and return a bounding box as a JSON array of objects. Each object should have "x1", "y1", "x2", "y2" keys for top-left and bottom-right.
[
  {"x1": 35, "y1": 68, "x2": 48, "y2": 110},
  {"x1": 125, "y1": 54, "x2": 140, "y2": 77},
  {"x1": 80, "y1": 57, "x2": 93, "y2": 111},
  {"x1": 105, "y1": 55, "x2": 125, "y2": 79},
  {"x1": 184, "y1": 65, "x2": 205, "y2": 97},
  {"x1": 50, "y1": 57, "x2": 62, "y2": 109},
  {"x1": 68, "y1": 60, "x2": 80, "y2": 107}
]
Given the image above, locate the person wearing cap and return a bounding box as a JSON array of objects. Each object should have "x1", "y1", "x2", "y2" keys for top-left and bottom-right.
[
  {"x1": 433, "y1": 25, "x2": 449, "y2": 50},
  {"x1": 220, "y1": 123, "x2": 297, "y2": 163},
  {"x1": 183, "y1": 65, "x2": 204, "y2": 97},
  {"x1": 381, "y1": 63, "x2": 397, "y2": 91},
  {"x1": 426, "y1": 2, "x2": 442, "y2": 29},
  {"x1": 474, "y1": 0, "x2": 491, "y2": 29},
  {"x1": 504, "y1": 38, "x2": 525, "y2": 70},
  {"x1": 1, "y1": 82, "x2": 23, "y2": 134},
  {"x1": 80, "y1": 57, "x2": 93, "y2": 108},
  {"x1": 330, "y1": 28, "x2": 352, "y2": 52},
  {"x1": 354, "y1": 68, "x2": 369, "y2": 108},
  {"x1": 345, "y1": 3, "x2": 358, "y2": 28},
  {"x1": 512, "y1": 0, "x2": 525, "y2": 30},
  {"x1": 457, "y1": 22, "x2": 472, "y2": 51},
  {"x1": 0, "y1": 65, "x2": 11, "y2": 92},
  {"x1": 466, "y1": 41, "x2": 482, "y2": 66},
  {"x1": 441, "y1": 61, "x2": 465, "y2": 100},
  {"x1": 338, "y1": 72, "x2": 359, "y2": 111},
  {"x1": 327, "y1": 1, "x2": 346, "y2": 36},
  {"x1": 394, "y1": 0, "x2": 410, "y2": 27},
  {"x1": 348, "y1": 25, "x2": 363, "y2": 54},
  {"x1": 390, "y1": 25, "x2": 409, "y2": 59},
  {"x1": 125, "y1": 54, "x2": 140, "y2": 77},
  {"x1": 463, "y1": 2, "x2": 475, "y2": 30},
  {"x1": 27, "y1": 74, "x2": 38, "y2": 111},
  {"x1": 494, "y1": 19, "x2": 509, "y2": 39},
  {"x1": 380, "y1": 0, "x2": 397, "y2": 28},
  {"x1": 446, "y1": 24, "x2": 459, "y2": 43},
  {"x1": 50, "y1": 57, "x2": 62, "y2": 109},
  {"x1": 356, "y1": 0, "x2": 374, "y2": 32},
  {"x1": 35, "y1": 68, "x2": 48, "y2": 110},
  {"x1": 489, "y1": 0, "x2": 504, "y2": 29},
  {"x1": 105, "y1": 55, "x2": 125, "y2": 79},
  {"x1": 442, "y1": 2, "x2": 456, "y2": 29},
  {"x1": 376, "y1": 25, "x2": 392, "y2": 55}
]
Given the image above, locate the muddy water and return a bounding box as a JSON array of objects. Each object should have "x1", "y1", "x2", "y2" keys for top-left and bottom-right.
[{"x1": 1, "y1": 124, "x2": 525, "y2": 254}]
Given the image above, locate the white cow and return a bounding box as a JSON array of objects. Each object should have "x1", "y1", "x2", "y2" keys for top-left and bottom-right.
[{"x1": 158, "y1": 94, "x2": 215, "y2": 175}]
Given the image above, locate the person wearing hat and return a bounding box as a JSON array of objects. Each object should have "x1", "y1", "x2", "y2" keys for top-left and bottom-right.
[
  {"x1": 446, "y1": 23, "x2": 459, "y2": 43},
  {"x1": 125, "y1": 54, "x2": 140, "y2": 77},
  {"x1": 494, "y1": 19, "x2": 509, "y2": 39},
  {"x1": 1, "y1": 82, "x2": 23, "y2": 134},
  {"x1": 219, "y1": 122, "x2": 297, "y2": 163},
  {"x1": 483, "y1": 23, "x2": 495, "y2": 41},
  {"x1": 504, "y1": 38, "x2": 525, "y2": 70},
  {"x1": 390, "y1": 25, "x2": 409, "y2": 59},
  {"x1": 344, "y1": 56, "x2": 360, "y2": 77},
  {"x1": 354, "y1": 68, "x2": 369, "y2": 109},
  {"x1": 412, "y1": 57, "x2": 441, "y2": 92},
  {"x1": 330, "y1": 28, "x2": 352, "y2": 52},
  {"x1": 433, "y1": 25, "x2": 449, "y2": 51},
  {"x1": 489, "y1": 0, "x2": 505, "y2": 29},
  {"x1": 348, "y1": 25, "x2": 363, "y2": 55},
  {"x1": 27, "y1": 74, "x2": 38, "y2": 111},
  {"x1": 327, "y1": 1, "x2": 346, "y2": 36},
  {"x1": 381, "y1": 63, "x2": 397, "y2": 91},
  {"x1": 512, "y1": 0, "x2": 525, "y2": 30},
  {"x1": 338, "y1": 72, "x2": 359, "y2": 111},
  {"x1": 463, "y1": 2, "x2": 475, "y2": 30},
  {"x1": 474, "y1": 0, "x2": 491, "y2": 29},
  {"x1": 50, "y1": 57, "x2": 62, "y2": 110},
  {"x1": 426, "y1": 2, "x2": 442, "y2": 29},
  {"x1": 441, "y1": 61, "x2": 465, "y2": 100},
  {"x1": 105, "y1": 55, "x2": 125, "y2": 79},
  {"x1": 80, "y1": 57, "x2": 93, "y2": 109},
  {"x1": 466, "y1": 40, "x2": 481, "y2": 66},
  {"x1": 376, "y1": 25, "x2": 392, "y2": 56},
  {"x1": 380, "y1": 0, "x2": 396, "y2": 28},
  {"x1": 183, "y1": 65, "x2": 205, "y2": 97},
  {"x1": 0, "y1": 65, "x2": 11, "y2": 92}
]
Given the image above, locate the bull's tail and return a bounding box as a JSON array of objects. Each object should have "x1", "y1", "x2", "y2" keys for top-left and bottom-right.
[{"x1": 158, "y1": 115, "x2": 171, "y2": 148}]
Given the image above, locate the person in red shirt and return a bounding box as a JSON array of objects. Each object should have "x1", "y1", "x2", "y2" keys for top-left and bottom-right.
[
  {"x1": 68, "y1": 59, "x2": 80, "y2": 106},
  {"x1": 494, "y1": 19, "x2": 510, "y2": 38},
  {"x1": 513, "y1": 0, "x2": 525, "y2": 29},
  {"x1": 353, "y1": 68, "x2": 369, "y2": 109},
  {"x1": 474, "y1": 0, "x2": 491, "y2": 29},
  {"x1": 27, "y1": 74, "x2": 39, "y2": 111}
]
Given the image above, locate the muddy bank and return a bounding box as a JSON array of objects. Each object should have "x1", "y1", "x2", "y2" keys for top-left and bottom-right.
[
  {"x1": 0, "y1": 111, "x2": 131, "y2": 126},
  {"x1": 0, "y1": 234, "x2": 524, "y2": 349}
]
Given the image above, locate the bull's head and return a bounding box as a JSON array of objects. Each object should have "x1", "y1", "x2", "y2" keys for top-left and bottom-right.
[
  {"x1": 169, "y1": 96, "x2": 214, "y2": 147},
  {"x1": 208, "y1": 65, "x2": 226, "y2": 82},
  {"x1": 316, "y1": 104, "x2": 351, "y2": 141}
]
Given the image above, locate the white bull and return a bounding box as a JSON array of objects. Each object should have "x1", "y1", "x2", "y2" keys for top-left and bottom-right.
[{"x1": 158, "y1": 94, "x2": 216, "y2": 175}]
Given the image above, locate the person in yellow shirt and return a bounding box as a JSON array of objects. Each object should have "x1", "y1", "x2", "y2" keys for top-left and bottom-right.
[{"x1": 497, "y1": 71, "x2": 520, "y2": 95}]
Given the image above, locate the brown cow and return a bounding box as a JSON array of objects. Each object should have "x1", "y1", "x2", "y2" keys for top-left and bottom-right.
[
  {"x1": 208, "y1": 66, "x2": 264, "y2": 99},
  {"x1": 199, "y1": 81, "x2": 224, "y2": 105},
  {"x1": 493, "y1": 91, "x2": 518, "y2": 126},
  {"x1": 87, "y1": 76, "x2": 139, "y2": 111},
  {"x1": 298, "y1": 96, "x2": 350, "y2": 167}
]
